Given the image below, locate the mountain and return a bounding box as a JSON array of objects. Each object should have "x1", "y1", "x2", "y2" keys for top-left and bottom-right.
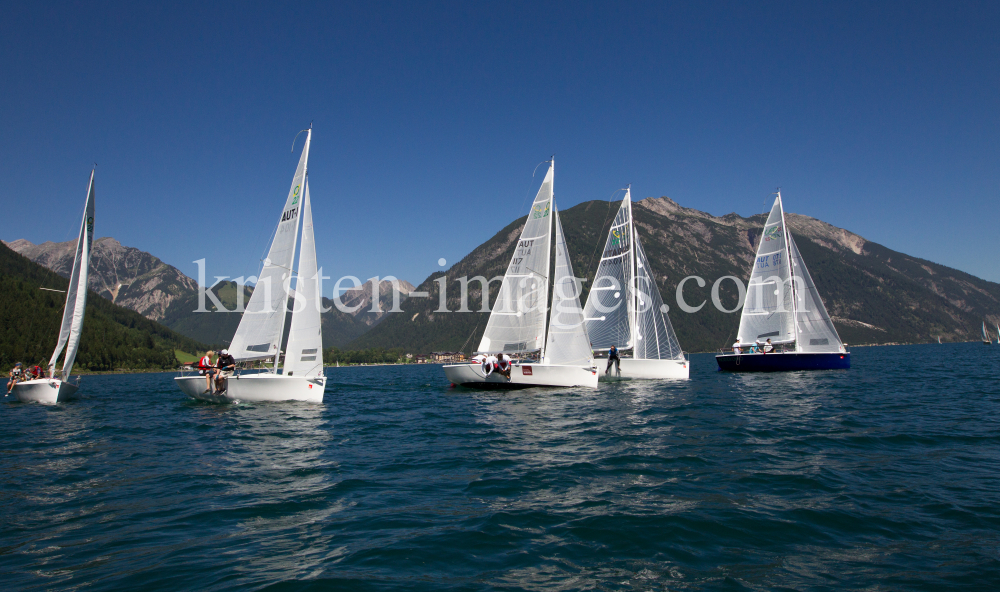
[
  {"x1": 0, "y1": 241, "x2": 207, "y2": 371},
  {"x1": 6, "y1": 239, "x2": 414, "y2": 349},
  {"x1": 5, "y1": 237, "x2": 196, "y2": 321},
  {"x1": 350, "y1": 196, "x2": 1000, "y2": 353}
]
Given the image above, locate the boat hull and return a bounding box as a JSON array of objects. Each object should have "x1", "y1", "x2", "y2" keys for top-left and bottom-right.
[
  {"x1": 443, "y1": 362, "x2": 598, "y2": 389},
  {"x1": 174, "y1": 373, "x2": 326, "y2": 403},
  {"x1": 716, "y1": 352, "x2": 850, "y2": 371},
  {"x1": 11, "y1": 379, "x2": 79, "y2": 404},
  {"x1": 598, "y1": 357, "x2": 690, "y2": 380}
]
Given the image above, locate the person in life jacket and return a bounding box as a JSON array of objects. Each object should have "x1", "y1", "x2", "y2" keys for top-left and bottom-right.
[
  {"x1": 606, "y1": 345, "x2": 621, "y2": 376},
  {"x1": 7, "y1": 362, "x2": 24, "y2": 394},
  {"x1": 197, "y1": 351, "x2": 217, "y2": 394},
  {"x1": 31, "y1": 364, "x2": 44, "y2": 379},
  {"x1": 214, "y1": 349, "x2": 236, "y2": 393},
  {"x1": 496, "y1": 353, "x2": 512, "y2": 380}
]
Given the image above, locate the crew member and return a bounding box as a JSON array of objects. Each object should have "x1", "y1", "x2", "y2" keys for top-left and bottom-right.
[
  {"x1": 732, "y1": 338, "x2": 742, "y2": 354},
  {"x1": 197, "y1": 351, "x2": 216, "y2": 394},
  {"x1": 31, "y1": 363, "x2": 44, "y2": 379},
  {"x1": 482, "y1": 353, "x2": 498, "y2": 378},
  {"x1": 607, "y1": 345, "x2": 621, "y2": 376},
  {"x1": 215, "y1": 349, "x2": 236, "y2": 393},
  {"x1": 497, "y1": 353, "x2": 512, "y2": 380},
  {"x1": 6, "y1": 362, "x2": 24, "y2": 394},
  {"x1": 763, "y1": 338, "x2": 773, "y2": 354}
]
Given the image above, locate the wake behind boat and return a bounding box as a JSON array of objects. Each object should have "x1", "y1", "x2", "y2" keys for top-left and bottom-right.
[
  {"x1": 583, "y1": 186, "x2": 688, "y2": 380},
  {"x1": 716, "y1": 192, "x2": 849, "y2": 372},
  {"x1": 12, "y1": 170, "x2": 95, "y2": 404},
  {"x1": 175, "y1": 127, "x2": 326, "y2": 402},
  {"x1": 443, "y1": 159, "x2": 598, "y2": 389}
]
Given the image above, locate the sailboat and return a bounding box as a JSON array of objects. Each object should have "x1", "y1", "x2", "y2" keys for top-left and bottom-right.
[
  {"x1": 174, "y1": 127, "x2": 326, "y2": 402},
  {"x1": 443, "y1": 159, "x2": 598, "y2": 389},
  {"x1": 995, "y1": 324, "x2": 999, "y2": 345},
  {"x1": 982, "y1": 321, "x2": 992, "y2": 345},
  {"x1": 13, "y1": 170, "x2": 95, "y2": 404},
  {"x1": 582, "y1": 187, "x2": 688, "y2": 379},
  {"x1": 716, "y1": 191, "x2": 849, "y2": 371}
]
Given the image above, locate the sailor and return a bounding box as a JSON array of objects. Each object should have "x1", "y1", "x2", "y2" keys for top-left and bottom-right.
[
  {"x1": 197, "y1": 350, "x2": 217, "y2": 394},
  {"x1": 482, "y1": 353, "x2": 498, "y2": 378},
  {"x1": 6, "y1": 362, "x2": 24, "y2": 394},
  {"x1": 31, "y1": 364, "x2": 44, "y2": 379},
  {"x1": 497, "y1": 353, "x2": 512, "y2": 380},
  {"x1": 215, "y1": 349, "x2": 236, "y2": 393},
  {"x1": 732, "y1": 338, "x2": 742, "y2": 354},
  {"x1": 763, "y1": 338, "x2": 773, "y2": 354},
  {"x1": 607, "y1": 345, "x2": 621, "y2": 376}
]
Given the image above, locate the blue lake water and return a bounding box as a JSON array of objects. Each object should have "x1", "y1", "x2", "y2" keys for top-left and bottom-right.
[{"x1": 2, "y1": 342, "x2": 999, "y2": 590}]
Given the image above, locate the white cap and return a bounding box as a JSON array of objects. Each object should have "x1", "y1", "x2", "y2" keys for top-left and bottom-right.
[{"x1": 220, "y1": 349, "x2": 228, "y2": 355}]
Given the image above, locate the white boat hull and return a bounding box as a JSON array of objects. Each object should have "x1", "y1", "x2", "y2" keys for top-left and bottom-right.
[
  {"x1": 598, "y1": 357, "x2": 690, "y2": 380},
  {"x1": 443, "y1": 362, "x2": 598, "y2": 389},
  {"x1": 174, "y1": 373, "x2": 326, "y2": 403},
  {"x1": 11, "y1": 379, "x2": 79, "y2": 404}
]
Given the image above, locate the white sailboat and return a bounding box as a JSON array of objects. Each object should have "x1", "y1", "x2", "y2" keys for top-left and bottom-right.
[
  {"x1": 982, "y1": 321, "x2": 992, "y2": 345},
  {"x1": 14, "y1": 170, "x2": 95, "y2": 404},
  {"x1": 582, "y1": 187, "x2": 688, "y2": 379},
  {"x1": 175, "y1": 127, "x2": 326, "y2": 402},
  {"x1": 716, "y1": 191, "x2": 849, "y2": 371},
  {"x1": 995, "y1": 324, "x2": 999, "y2": 345},
  {"x1": 443, "y1": 159, "x2": 599, "y2": 389}
]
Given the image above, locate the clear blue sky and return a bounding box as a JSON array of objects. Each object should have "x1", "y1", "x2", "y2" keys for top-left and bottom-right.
[{"x1": 2, "y1": 1, "x2": 998, "y2": 286}]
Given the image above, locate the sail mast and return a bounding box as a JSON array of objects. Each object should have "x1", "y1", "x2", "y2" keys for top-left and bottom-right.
[
  {"x1": 778, "y1": 191, "x2": 799, "y2": 352},
  {"x1": 274, "y1": 127, "x2": 311, "y2": 372},
  {"x1": 626, "y1": 186, "x2": 640, "y2": 358},
  {"x1": 539, "y1": 157, "x2": 555, "y2": 364}
]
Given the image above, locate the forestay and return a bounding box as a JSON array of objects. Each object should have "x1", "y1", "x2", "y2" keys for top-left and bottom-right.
[
  {"x1": 478, "y1": 162, "x2": 554, "y2": 355},
  {"x1": 229, "y1": 129, "x2": 311, "y2": 362},
  {"x1": 737, "y1": 195, "x2": 795, "y2": 346},
  {"x1": 283, "y1": 182, "x2": 324, "y2": 377},
  {"x1": 788, "y1": 234, "x2": 844, "y2": 353},
  {"x1": 49, "y1": 170, "x2": 95, "y2": 380},
  {"x1": 583, "y1": 193, "x2": 634, "y2": 350},
  {"x1": 544, "y1": 207, "x2": 593, "y2": 367},
  {"x1": 633, "y1": 233, "x2": 684, "y2": 360}
]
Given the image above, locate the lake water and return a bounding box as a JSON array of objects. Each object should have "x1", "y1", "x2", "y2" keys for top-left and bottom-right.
[{"x1": 2, "y1": 343, "x2": 999, "y2": 590}]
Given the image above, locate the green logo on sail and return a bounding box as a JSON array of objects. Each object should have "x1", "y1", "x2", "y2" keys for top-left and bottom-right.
[
  {"x1": 763, "y1": 223, "x2": 782, "y2": 242},
  {"x1": 610, "y1": 228, "x2": 622, "y2": 247},
  {"x1": 532, "y1": 202, "x2": 550, "y2": 219},
  {"x1": 291, "y1": 185, "x2": 300, "y2": 205}
]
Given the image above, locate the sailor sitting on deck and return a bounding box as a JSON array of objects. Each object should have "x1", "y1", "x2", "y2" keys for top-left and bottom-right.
[
  {"x1": 197, "y1": 350, "x2": 217, "y2": 394},
  {"x1": 6, "y1": 362, "x2": 24, "y2": 395},
  {"x1": 214, "y1": 349, "x2": 236, "y2": 393},
  {"x1": 732, "y1": 338, "x2": 742, "y2": 354},
  {"x1": 762, "y1": 338, "x2": 774, "y2": 354}
]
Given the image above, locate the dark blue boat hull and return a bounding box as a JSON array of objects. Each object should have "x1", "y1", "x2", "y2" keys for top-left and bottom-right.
[{"x1": 716, "y1": 352, "x2": 850, "y2": 371}]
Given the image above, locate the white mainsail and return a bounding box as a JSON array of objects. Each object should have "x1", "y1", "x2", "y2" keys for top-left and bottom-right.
[
  {"x1": 984, "y1": 322, "x2": 991, "y2": 343},
  {"x1": 283, "y1": 181, "x2": 323, "y2": 378},
  {"x1": 737, "y1": 194, "x2": 795, "y2": 346},
  {"x1": 477, "y1": 161, "x2": 554, "y2": 355},
  {"x1": 229, "y1": 129, "x2": 311, "y2": 363},
  {"x1": 543, "y1": 207, "x2": 593, "y2": 367},
  {"x1": 584, "y1": 188, "x2": 683, "y2": 360},
  {"x1": 996, "y1": 324, "x2": 999, "y2": 345},
  {"x1": 633, "y1": 232, "x2": 684, "y2": 360},
  {"x1": 48, "y1": 170, "x2": 95, "y2": 380},
  {"x1": 583, "y1": 193, "x2": 634, "y2": 350},
  {"x1": 788, "y1": 234, "x2": 844, "y2": 353}
]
